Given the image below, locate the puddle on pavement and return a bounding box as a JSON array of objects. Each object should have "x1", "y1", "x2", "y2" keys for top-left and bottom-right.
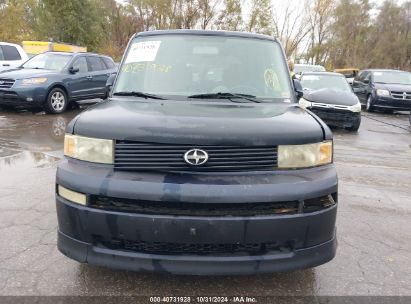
[
  {"x1": 0, "y1": 109, "x2": 80, "y2": 177},
  {"x1": 0, "y1": 109, "x2": 80, "y2": 156},
  {"x1": 0, "y1": 151, "x2": 59, "y2": 171}
]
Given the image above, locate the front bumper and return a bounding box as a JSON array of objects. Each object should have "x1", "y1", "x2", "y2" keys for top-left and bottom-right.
[
  {"x1": 374, "y1": 96, "x2": 411, "y2": 111},
  {"x1": 56, "y1": 158, "x2": 338, "y2": 275},
  {"x1": 58, "y1": 229, "x2": 336, "y2": 275},
  {"x1": 0, "y1": 87, "x2": 47, "y2": 107},
  {"x1": 309, "y1": 107, "x2": 360, "y2": 128}
]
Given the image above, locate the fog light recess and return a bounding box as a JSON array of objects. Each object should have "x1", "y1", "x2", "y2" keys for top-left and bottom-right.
[{"x1": 58, "y1": 185, "x2": 87, "y2": 205}]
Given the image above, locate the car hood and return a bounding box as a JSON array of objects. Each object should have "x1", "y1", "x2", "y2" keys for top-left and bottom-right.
[
  {"x1": 374, "y1": 82, "x2": 411, "y2": 92},
  {"x1": 71, "y1": 98, "x2": 326, "y2": 146},
  {"x1": 303, "y1": 88, "x2": 359, "y2": 106},
  {"x1": 0, "y1": 68, "x2": 58, "y2": 79}
]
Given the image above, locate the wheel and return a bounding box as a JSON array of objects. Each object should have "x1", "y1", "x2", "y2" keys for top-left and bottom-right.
[
  {"x1": 346, "y1": 116, "x2": 361, "y2": 132},
  {"x1": 366, "y1": 95, "x2": 374, "y2": 112},
  {"x1": 44, "y1": 88, "x2": 68, "y2": 114}
]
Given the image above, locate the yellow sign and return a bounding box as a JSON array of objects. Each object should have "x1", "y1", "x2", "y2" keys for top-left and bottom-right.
[{"x1": 22, "y1": 41, "x2": 87, "y2": 57}]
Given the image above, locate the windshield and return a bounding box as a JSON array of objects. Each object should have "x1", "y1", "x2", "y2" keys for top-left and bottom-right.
[
  {"x1": 373, "y1": 71, "x2": 411, "y2": 85},
  {"x1": 295, "y1": 65, "x2": 326, "y2": 74},
  {"x1": 22, "y1": 53, "x2": 72, "y2": 70},
  {"x1": 114, "y1": 35, "x2": 292, "y2": 100},
  {"x1": 300, "y1": 74, "x2": 352, "y2": 92}
]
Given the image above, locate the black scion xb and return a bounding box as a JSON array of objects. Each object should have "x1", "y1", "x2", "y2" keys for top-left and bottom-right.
[{"x1": 56, "y1": 30, "x2": 338, "y2": 275}]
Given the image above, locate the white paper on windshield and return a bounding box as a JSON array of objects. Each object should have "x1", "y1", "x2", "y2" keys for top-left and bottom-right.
[
  {"x1": 125, "y1": 41, "x2": 161, "y2": 63},
  {"x1": 374, "y1": 72, "x2": 382, "y2": 76}
]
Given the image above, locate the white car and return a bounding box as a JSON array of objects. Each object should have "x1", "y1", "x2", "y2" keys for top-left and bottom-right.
[
  {"x1": 294, "y1": 64, "x2": 326, "y2": 79},
  {"x1": 0, "y1": 42, "x2": 29, "y2": 72}
]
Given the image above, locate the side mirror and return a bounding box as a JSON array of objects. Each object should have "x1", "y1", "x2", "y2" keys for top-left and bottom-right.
[
  {"x1": 69, "y1": 67, "x2": 79, "y2": 74},
  {"x1": 293, "y1": 79, "x2": 304, "y2": 99},
  {"x1": 363, "y1": 79, "x2": 370, "y2": 84},
  {"x1": 105, "y1": 73, "x2": 116, "y2": 97}
]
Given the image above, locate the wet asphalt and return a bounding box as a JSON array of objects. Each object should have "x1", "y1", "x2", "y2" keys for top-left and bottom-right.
[{"x1": 0, "y1": 104, "x2": 410, "y2": 297}]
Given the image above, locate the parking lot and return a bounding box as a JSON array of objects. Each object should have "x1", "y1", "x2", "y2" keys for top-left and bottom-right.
[{"x1": 0, "y1": 106, "x2": 410, "y2": 297}]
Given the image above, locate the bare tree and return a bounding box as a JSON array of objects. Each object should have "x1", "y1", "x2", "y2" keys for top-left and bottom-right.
[
  {"x1": 197, "y1": 0, "x2": 221, "y2": 29},
  {"x1": 272, "y1": 0, "x2": 311, "y2": 58},
  {"x1": 216, "y1": 0, "x2": 243, "y2": 31},
  {"x1": 327, "y1": 0, "x2": 371, "y2": 68},
  {"x1": 247, "y1": 0, "x2": 273, "y2": 35},
  {"x1": 305, "y1": 0, "x2": 336, "y2": 65},
  {"x1": 173, "y1": 0, "x2": 200, "y2": 29}
]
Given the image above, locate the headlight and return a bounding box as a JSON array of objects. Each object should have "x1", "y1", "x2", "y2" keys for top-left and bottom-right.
[
  {"x1": 21, "y1": 77, "x2": 48, "y2": 86},
  {"x1": 278, "y1": 141, "x2": 333, "y2": 169},
  {"x1": 376, "y1": 89, "x2": 390, "y2": 96},
  {"x1": 299, "y1": 97, "x2": 312, "y2": 109},
  {"x1": 347, "y1": 101, "x2": 362, "y2": 112},
  {"x1": 64, "y1": 134, "x2": 114, "y2": 164}
]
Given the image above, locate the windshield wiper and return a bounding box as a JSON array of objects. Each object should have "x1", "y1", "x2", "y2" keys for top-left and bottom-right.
[
  {"x1": 113, "y1": 91, "x2": 165, "y2": 100},
  {"x1": 187, "y1": 92, "x2": 262, "y2": 103}
]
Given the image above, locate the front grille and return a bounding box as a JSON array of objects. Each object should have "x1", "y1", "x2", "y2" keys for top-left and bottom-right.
[
  {"x1": 0, "y1": 78, "x2": 15, "y2": 89},
  {"x1": 310, "y1": 107, "x2": 355, "y2": 122},
  {"x1": 390, "y1": 91, "x2": 411, "y2": 100},
  {"x1": 114, "y1": 141, "x2": 278, "y2": 172},
  {"x1": 0, "y1": 91, "x2": 20, "y2": 104},
  {"x1": 90, "y1": 194, "x2": 336, "y2": 217},
  {"x1": 95, "y1": 237, "x2": 293, "y2": 256}
]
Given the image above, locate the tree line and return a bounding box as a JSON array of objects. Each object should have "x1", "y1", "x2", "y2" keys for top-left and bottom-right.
[{"x1": 1, "y1": 0, "x2": 410, "y2": 70}]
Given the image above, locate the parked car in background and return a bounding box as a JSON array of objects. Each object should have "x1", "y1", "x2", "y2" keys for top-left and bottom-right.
[
  {"x1": 0, "y1": 51, "x2": 116, "y2": 114},
  {"x1": 56, "y1": 30, "x2": 338, "y2": 275},
  {"x1": 0, "y1": 42, "x2": 29, "y2": 72},
  {"x1": 299, "y1": 72, "x2": 362, "y2": 131},
  {"x1": 353, "y1": 69, "x2": 411, "y2": 113},
  {"x1": 294, "y1": 64, "x2": 326, "y2": 79},
  {"x1": 334, "y1": 68, "x2": 359, "y2": 85}
]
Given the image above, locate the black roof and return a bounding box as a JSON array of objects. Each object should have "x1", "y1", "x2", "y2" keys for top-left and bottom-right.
[{"x1": 135, "y1": 29, "x2": 277, "y2": 42}]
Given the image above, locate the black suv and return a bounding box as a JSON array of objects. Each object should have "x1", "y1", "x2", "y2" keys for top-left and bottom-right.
[
  {"x1": 56, "y1": 30, "x2": 338, "y2": 275},
  {"x1": 0, "y1": 52, "x2": 117, "y2": 113},
  {"x1": 353, "y1": 69, "x2": 411, "y2": 112}
]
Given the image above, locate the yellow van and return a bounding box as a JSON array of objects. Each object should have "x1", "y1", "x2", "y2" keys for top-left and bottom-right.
[
  {"x1": 22, "y1": 41, "x2": 87, "y2": 57},
  {"x1": 334, "y1": 68, "x2": 360, "y2": 85}
]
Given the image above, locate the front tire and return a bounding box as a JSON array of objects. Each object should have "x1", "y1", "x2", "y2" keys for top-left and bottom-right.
[
  {"x1": 44, "y1": 88, "x2": 68, "y2": 114},
  {"x1": 366, "y1": 95, "x2": 375, "y2": 112}
]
